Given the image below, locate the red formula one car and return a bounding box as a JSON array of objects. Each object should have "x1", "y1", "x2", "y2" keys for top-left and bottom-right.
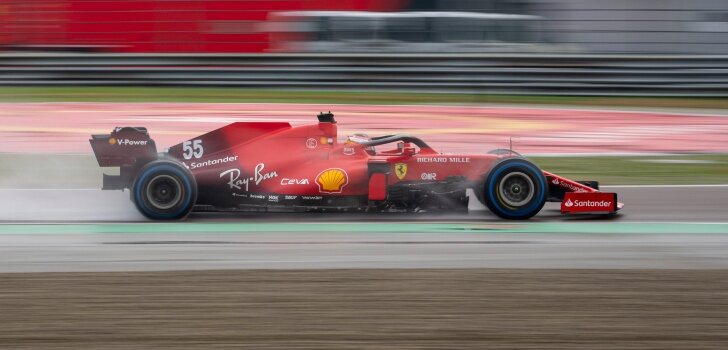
[{"x1": 90, "y1": 112, "x2": 623, "y2": 220}]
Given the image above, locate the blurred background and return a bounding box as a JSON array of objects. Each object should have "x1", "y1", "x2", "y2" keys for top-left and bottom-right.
[
  {"x1": 1, "y1": 0, "x2": 728, "y2": 95},
  {"x1": 3, "y1": 2, "x2": 728, "y2": 349},
  {"x1": 1, "y1": 0, "x2": 728, "y2": 186},
  {"x1": 2, "y1": 0, "x2": 728, "y2": 54}
]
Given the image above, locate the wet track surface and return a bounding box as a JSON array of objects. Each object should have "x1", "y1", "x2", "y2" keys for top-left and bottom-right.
[
  {"x1": 0, "y1": 186, "x2": 726, "y2": 272},
  {"x1": 1, "y1": 185, "x2": 726, "y2": 222},
  {"x1": 1, "y1": 187, "x2": 727, "y2": 348}
]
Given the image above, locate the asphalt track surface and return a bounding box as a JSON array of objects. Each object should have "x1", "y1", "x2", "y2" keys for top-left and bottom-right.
[
  {"x1": 3, "y1": 185, "x2": 727, "y2": 222},
  {"x1": 0, "y1": 185, "x2": 727, "y2": 272}
]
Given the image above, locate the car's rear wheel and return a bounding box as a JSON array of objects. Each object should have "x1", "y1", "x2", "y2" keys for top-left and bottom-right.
[
  {"x1": 131, "y1": 160, "x2": 197, "y2": 220},
  {"x1": 483, "y1": 158, "x2": 547, "y2": 220}
]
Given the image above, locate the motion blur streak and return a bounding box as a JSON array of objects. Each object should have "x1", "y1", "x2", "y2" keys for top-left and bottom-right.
[
  {"x1": 3, "y1": 1, "x2": 728, "y2": 54},
  {"x1": 2, "y1": 103, "x2": 728, "y2": 154}
]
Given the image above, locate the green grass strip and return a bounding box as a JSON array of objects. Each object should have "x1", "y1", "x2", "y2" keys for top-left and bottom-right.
[
  {"x1": 1, "y1": 86, "x2": 728, "y2": 109},
  {"x1": 531, "y1": 154, "x2": 728, "y2": 185}
]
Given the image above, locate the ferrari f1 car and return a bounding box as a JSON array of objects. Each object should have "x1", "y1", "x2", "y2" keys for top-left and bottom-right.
[{"x1": 90, "y1": 112, "x2": 623, "y2": 220}]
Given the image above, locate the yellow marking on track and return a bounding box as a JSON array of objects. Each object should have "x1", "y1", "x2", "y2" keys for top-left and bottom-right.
[
  {"x1": 1, "y1": 104, "x2": 565, "y2": 138},
  {"x1": 116, "y1": 109, "x2": 567, "y2": 134},
  {"x1": 341, "y1": 117, "x2": 562, "y2": 135},
  {"x1": 314, "y1": 112, "x2": 566, "y2": 134}
]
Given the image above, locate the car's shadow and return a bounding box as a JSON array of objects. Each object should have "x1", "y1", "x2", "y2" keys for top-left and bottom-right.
[{"x1": 184, "y1": 204, "x2": 624, "y2": 223}]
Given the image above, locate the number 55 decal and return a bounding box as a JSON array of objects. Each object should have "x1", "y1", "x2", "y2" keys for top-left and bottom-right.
[{"x1": 183, "y1": 139, "x2": 204, "y2": 160}]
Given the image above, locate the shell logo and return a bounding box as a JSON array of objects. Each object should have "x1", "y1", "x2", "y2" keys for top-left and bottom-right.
[
  {"x1": 108, "y1": 137, "x2": 117, "y2": 145},
  {"x1": 316, "y1": 168, "x2": 349, "y2": 193}
]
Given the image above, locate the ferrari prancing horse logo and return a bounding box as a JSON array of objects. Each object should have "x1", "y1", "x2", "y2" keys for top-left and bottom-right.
[{"x1": 394, "y1": 163, "x2": 408, "y2": 180}]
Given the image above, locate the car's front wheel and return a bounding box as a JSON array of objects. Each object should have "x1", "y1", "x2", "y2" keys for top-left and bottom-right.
[
  {"x1": 131, "y1": 160, "x2": 197, "y2": 220},
  {"x1": 482, "y1": 158, "x2": 547, "y2": 220}
]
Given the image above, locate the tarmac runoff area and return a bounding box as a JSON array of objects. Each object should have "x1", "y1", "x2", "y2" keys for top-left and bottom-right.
[{"x1": 0, "y1": 185, "x2": 727, "y2": 272}]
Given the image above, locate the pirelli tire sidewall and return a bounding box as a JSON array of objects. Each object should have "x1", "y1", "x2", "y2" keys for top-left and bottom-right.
[
  {"x1": 483, "y1": 158, "x2": 547, "y2": 220},
  {"x1": 131, "y1": 160, "x2": 197, "y2": 220}
]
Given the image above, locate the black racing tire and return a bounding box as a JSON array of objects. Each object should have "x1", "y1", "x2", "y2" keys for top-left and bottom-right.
[
  {"x1": 482, "y1": 158, "x2": 547, "y2": 220},
  {"x1": 476, "y1": 150, "x2": 522, "y2": 205},
  {"x1": 131, "y1": 160, "x2": 197, "y2": 220}
]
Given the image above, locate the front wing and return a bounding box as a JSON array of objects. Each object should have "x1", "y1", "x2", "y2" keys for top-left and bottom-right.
[{"x1": 544, "y1": 171, "x2": 624, "y2": 215}]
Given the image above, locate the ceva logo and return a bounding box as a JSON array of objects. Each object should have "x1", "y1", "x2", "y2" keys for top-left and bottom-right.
[{"x1": 564, "y1": 199, "x2": 574, "y2": 207}]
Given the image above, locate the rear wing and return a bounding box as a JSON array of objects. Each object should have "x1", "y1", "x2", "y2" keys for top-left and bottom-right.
[{"x1": 90, "y1": 127, "x2": 158, "y2": 189}]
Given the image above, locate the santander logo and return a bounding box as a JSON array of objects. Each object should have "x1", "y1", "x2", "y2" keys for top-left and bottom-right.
[
  {"x1": 567, "y1": 199, "x2": 611, "y2": 208},
  {"x1": 562, "y1": 192, "x2": 616, "y2": 214}
]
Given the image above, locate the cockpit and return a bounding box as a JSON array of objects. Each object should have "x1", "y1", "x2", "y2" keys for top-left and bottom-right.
[
  {"x1": 345, "y1": 133, "x2": 436, "y2": 157},
  {"x1": 317, "y1": 111, "x2": 436, "y2": 157}
]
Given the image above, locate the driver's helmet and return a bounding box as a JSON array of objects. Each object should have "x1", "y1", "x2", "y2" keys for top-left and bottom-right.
[{"x1": 348, "y1": 133, "x2": 375, "y2": 154}]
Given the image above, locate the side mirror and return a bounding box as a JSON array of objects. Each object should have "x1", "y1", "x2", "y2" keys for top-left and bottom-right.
[{"x1": 402, "y1": 145, "x2": 416, "y2": 157}]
